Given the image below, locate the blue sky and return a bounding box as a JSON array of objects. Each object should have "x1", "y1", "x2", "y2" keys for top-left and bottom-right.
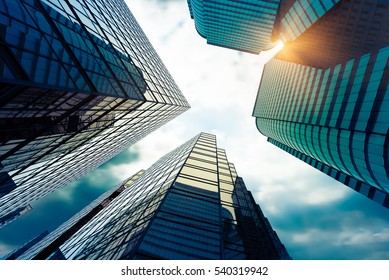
[{"x1": 1, "y1": 0, "x2": 389, "y2": 260}]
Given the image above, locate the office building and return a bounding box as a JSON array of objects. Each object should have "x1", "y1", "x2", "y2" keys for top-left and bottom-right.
[
  {"x1": 187, "y1": 0, "x2": 281, "y2": 54},
  {"x1": 253, "y1": 46, "x2": 389, "y2": 208},
  {"x1": 14, "y1": 170, "x2": 144, "y2": 260},
  {"x1": 273, "y1": 0, "x2": 389, "y2": 68},
  {"x1": 188, "y1": 0, "x2": 389, "y2": 67},
  {"x1": 18, "y1": 133, "x2": 290, "y2": 260},
  {"x1": 0, "y1": 0, "x2": 189, "y2": 226}
]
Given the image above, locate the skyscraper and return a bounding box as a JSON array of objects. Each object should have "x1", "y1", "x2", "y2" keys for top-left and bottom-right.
[
  {"x1": 17, "y1": 133, "x2": 290, "y2": 260},
  {"x1": 0, "y1": 0, "x2": 189, "y2": 226},
  {"x1": 253, "y1": 47, "x2": 389, "y2": 209},
  {"x1": 1, "y1": 230, "x2": 48, "y2": 260},
  {"x1": 187, "y1": 0, "x2": 389, "y2": 64},
  {"x1": 187, "y1": 0, "x2": 389, "y2": 209},
  {"x1": 187, "y1": 0, "x2": 281, "y2": 54},
  {"x1": 273, "y1": 0, "x2": 389, "y2": 68}
]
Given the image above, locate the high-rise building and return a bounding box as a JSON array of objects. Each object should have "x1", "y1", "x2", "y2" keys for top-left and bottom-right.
[
  {"x1": 253, "y1": 47, "x2": 389, "y2": 209},
  {"x1": 17, "y1": 133, "x2": 290, "y2": 260},
  {"x1": 273, "y1": 0, "x2": 389, "y2": 68},
  {"x1": 0, "y1": 0, "x2": 189, "y2": 226},
  {"x1": 187, "y1": 0, "x2": 281, "y2": 54},
  {"x1": 187, "y1": 0, "x2": 389, "y2": 209},
  {"x1": 187, "y1": 0, "x2": 389, "y2": 65}
]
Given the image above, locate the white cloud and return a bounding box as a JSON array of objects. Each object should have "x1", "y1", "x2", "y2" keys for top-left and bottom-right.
[
  {"x1": 292, "y1": 228, "x2": 323, "y2": 244},
  {"x1": 285, "y1": 225, "x2": 389, "y2": 259},
  {"x1": 338, "y1": 228, "x2": 389, "y2": 246},
  {"x1": 0, "y1": 242, "x2": 14, "y2": 258}
]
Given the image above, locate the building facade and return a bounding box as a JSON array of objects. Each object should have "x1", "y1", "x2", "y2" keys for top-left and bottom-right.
[
  {"x1": 273, "y1": 0, "x2": 389, "y2": 68},
  {"x1": 1, "y1": 230, "x2": 48, "y2": 260},
  {"x1": 253, "y1": 45, "x2": 389, "y2": 208},
  {"x1": 18, "y1": 133, "x2": 290, "y2": 260},
  {"x1": 187, "y1": 0, "x2": 389, "y2": 64},
  {"x1": 0, "y1": 0, "x2": 189, "y2": 226},
  {"x1": 187, "y1": 0, "x2": 281, "y2": 54}
]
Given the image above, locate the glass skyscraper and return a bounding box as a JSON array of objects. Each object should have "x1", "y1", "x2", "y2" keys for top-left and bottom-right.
[
  {"x1": 0, "y1": 0, "x2": 189, "y2": 227},
  {"x1": 273, "y1": 0, "x2": 389, "y2": 68},
  {"x1": 1, "y1": 230, "x2": 48, "y2": 260},
  {"x1": 17, "y1": 133, "x2": 290, "y2": 260},
  {"x1": 187, "y1": 0, "x2": 281, "y2": 54},
  {"x1": 254, "y1": 47, "x2": 389, "y2": 209},
  {"x1": 187, "y1": 0, "x2": 389, "y2": 61}
]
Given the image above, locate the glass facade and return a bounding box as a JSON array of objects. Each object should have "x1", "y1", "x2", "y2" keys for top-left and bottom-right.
[
  {"x1": 187, "y1": 0, "x2": 389, "y2": 69},
  {"x1": 275, "y1": 0, "x2": 389, "y2": 68},
  {"x1": 253, "y1": 45, "x2": 389, "y2": 208},
  {"x1": 18, "y1": 133, "x2": 290, "y2": 260},
  {"x1": 275, "y1": 0, "x2": 340, "y2": 42},
  {"x1": 0, "y1": 0, "x2": 190, "y2": 227},
  {"x1": 15, "y1": 170, "x2": 144, "y2": 260},
  {"x1": 187, "y1": 0, "x2": 281, "y2": 54}
]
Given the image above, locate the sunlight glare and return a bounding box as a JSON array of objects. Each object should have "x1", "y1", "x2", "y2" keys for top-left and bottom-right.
[{"x1": 258, "y1": 40, "x2": 285, "y2": 65}]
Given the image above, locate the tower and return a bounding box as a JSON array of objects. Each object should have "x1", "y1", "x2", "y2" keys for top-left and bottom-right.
[
  {"x1": 0, "y1": 0, "x2": 189, "y2": 226},
  {"x1": 187, "y1": 0, "x2": 281, "y2": 54},
  {"x1": 17, "y1": 133, "x2": 290, "y2": 260}
]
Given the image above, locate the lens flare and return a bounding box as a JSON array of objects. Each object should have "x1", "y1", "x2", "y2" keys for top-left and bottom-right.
[{"x1": 259, "y1": 40, "x2": 285, "y2": 64}]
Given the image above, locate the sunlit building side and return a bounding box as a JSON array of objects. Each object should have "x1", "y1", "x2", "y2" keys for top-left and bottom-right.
[
  {"x1": 0, "y1": 0, "x2": 189, "y2": 227},
  {"x1": 18, "y1": 133, "x2": 290, "y2": 260}
]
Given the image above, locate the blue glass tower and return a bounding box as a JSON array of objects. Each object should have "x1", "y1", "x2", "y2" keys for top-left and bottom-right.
[
  {"x1": 253, "y1": 45, "x2": 389, "y2": 208},
  {"x1": 187, "y1": 0, "x2": 281, "y2": 54},
  {"x1": 274, "y1": 0, "x2": 389, "y2": 68},
  {"x1": 0, "y1": 0, "x2": 189, "y2": 227}
]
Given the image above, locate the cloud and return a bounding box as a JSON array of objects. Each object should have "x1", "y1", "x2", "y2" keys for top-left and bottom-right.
[
  {"x1": 265, "y1": 186, "x2": 389, "y2": 259},
  {"x1": 338, "y1": 228, "x2": 389, "y2": 246},
  {"x1": 285, "y1": 225, "x2": 389, "y2": 260},
  {"x1": 0, "y1": 242, "x2": 14, "y2": 258},
  {"x1": 101, "y1": 148, "x2": 140, "y2": 166}
]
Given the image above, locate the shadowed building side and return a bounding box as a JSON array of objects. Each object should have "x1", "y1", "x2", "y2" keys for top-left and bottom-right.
[{"x1": 274, "y1": 0, "x2": 389, "y2": 68}]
